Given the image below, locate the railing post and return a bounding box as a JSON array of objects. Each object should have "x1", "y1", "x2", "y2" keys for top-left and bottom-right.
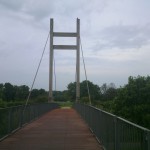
[
  {"x1": 20, "y1": 107, "x2": 23, "y2": 127},
  {"x1": 148, "y1": 131, "x2": 150, "y2": 150},
  {"x1": 114, "y1": 116, "x2": 119, "y2": 150},
  {"x1": 144, "y1": 130, "x2": 150, "y2": 150},
  {"x1": 8, "y1": 108, "x2": 12, "y2": 134}
]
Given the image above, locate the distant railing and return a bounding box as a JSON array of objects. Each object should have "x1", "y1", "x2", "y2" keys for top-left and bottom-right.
[
  {"x1": 0, "y1": 103, "x2": 59, "y2": 141},
  {"x1": 74, "y1": 103, "x2": 150, "y2": 150}
]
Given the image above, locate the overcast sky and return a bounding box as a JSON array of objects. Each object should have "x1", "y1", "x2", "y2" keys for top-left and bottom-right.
[{"x1": 0, "y1": 0, "x2": 150, "y2": 91}]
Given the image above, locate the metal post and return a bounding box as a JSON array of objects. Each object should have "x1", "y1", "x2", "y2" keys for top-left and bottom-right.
[
  {"x1": 144, "y1": 131, "x2": 150, "y2": 150},
  {"x1": 8, "y1": 108, "x2": 12, "y2": 134},
  {"x1": 49, "y1": 18, "x2": 54, "y2": 102},
  {"x1": 114, "y1": 116, "x2": 119, "y2": 150},
  {"x1": 76, "y1": 18, "x2": 80, "y2": 102},
  {"x1": 147, "y1": 131, "x2": 150, "y2": 150}
]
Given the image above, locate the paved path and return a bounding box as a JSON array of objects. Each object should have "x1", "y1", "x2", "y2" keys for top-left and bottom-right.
[{"x1": 0, "y1": 108, "x2": 103, "y2": 150}]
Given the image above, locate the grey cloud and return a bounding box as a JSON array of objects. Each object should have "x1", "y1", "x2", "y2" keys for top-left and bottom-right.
[
  {"x1": 22, "y1": 0, "x2": 54, "y2": 20},
  {"x1": 0, "y1": 0, "x2": 109, "y2": 21},
  {"x1": 57, "y1": 0, "x2": 108, "y2": 16},
  {"x1": 0, "y1": 0, "x2": 54, "y2": 20},
  {"x1": 0, "y1": 0, "x2": 23, "y2": 10},
  {"x1": 93, "y1": 24, "x2": 150, "y2": 51}
]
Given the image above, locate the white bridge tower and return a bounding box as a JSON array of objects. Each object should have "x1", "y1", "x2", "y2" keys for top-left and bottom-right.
[{"x1": 49, "y1": 18, "x2": 80, "y2": 102}]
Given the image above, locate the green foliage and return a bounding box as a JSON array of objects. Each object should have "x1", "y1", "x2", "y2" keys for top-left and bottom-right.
[
  {"x1": 3, "y1": 83, "x2": 16, "y2": 101},
  {"x1": 0, "y1": 100, "x2": 25, "y2": 108},
  {"x1": 0, "y1": 83, "x2": 29, "y2": 102},
  {"x1": 31, "y1": 95, "x2": 48, "y2": 103},
  {"x1": 57, "y1": 101, "x2": 73, "y2": 108},
  {"x1": 100, "y1": 83, "x2": 117, "y2": 101},
  {"x1": 14, "y1": 85, "x2": 29, "y2": 100},
  {"x1": 67, "y1": 80, "x2": 101, "y2": 101},
  {"x1": 0, "y1": 84, "x2": 3, "y2": 99},
  {"x1": 113, "y1": 75, "x2": 150, "y2": 129},
  {"x1": 81, "y1": 80, "x2": 100, "y2": 100},
  {"x1": 0, "y1": 99, "x2": 7, "y2": 108},
  {"x1": 53, "y1": 91, "x2": 69, "y2": 102},
  {"x1": 0, "y1": 83, "x2": 49, "y2": 107},
  {"x1": 67, "y1": 82, "x2": 76, "y2": 100},
  {"x1": 80, "y1": 97, "x2": 90, "y2": 104}
]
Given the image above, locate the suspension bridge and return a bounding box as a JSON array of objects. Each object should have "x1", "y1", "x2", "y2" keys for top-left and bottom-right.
[{"x1": 0, "y1": 19, "x2": 150, "y2": 150}]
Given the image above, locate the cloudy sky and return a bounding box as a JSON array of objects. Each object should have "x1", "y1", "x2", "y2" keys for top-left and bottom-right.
[{"x1": 0, "y1": 0, "x2": 150, "y2": 91}]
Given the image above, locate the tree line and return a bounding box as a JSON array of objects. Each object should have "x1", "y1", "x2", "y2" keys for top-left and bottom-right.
[
  {"x1": 0, "y1": 81, "x2": 117, "y2": 103},
  {"x1": 0, "y1": 83, "x2": 48, "y2": 107},
  {"x1": 0, "y1": 75, "x2": 150, "y2": 129}
]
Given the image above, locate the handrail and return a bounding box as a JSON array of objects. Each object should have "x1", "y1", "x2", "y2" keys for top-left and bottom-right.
[
  {"x1": 0, "y1": 103, "x2": 59, "y2": 141},
  {"x1": 91, "y1": 105, "x2": 150, "y2": 132},
  {"x1": 74, "y1": 103, "x2": 150, "y2": 150}
]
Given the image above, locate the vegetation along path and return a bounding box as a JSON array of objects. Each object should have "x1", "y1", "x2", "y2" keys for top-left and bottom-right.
[{"x1": 0, "y1": 108, "x2": 103, "y2": 150}]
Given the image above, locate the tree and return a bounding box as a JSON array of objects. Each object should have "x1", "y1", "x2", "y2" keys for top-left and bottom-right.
[
  {"x1": 53, "y1": 91, "x2": 67, "y2": 102},
  {"x1": 67, "y1": 82, "x2": 76, "y2": 101},
  {"x1": 100, "y1": 83, "x2": 117, "y2": 101},
  {"x1": 3, "y1": 83, "x2": 15, "y2": 101},
  {"x1": 67, "y1": 80, "x2": 101, "y2": 101},
  {"x1": 80, "y1": 80, "x2": 100, "y2": 100},
  {"x1": 114, "y1": 76, "x2": 150, "y2": 129},
  {"x1": 14, "y1": 85, "x2": 29, "y2": 100},
  {"x1": 30, "y1": 89, "x2": 47, "y2": 99},
  {"x1": 100, "y1": 83, "x2": 108, "y2": 94},
  {"x1": 0, "y1": 84, "x2": 3, "y2": 100},
  {"x1": 105, "y1": 87, "x2": 117, "y2": 101}
]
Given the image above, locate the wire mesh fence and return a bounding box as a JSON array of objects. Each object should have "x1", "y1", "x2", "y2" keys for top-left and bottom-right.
[
  {"x1": 74, "y1": 103, "x2": 150, "y2": 150},
  {"x1": 0, "y1": 103, "x2": 59, "y2": 141}
]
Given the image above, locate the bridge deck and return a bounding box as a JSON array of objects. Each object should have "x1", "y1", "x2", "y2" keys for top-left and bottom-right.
[{"x1": 0, "y1": 108, "x2": 102, "y2": 150}]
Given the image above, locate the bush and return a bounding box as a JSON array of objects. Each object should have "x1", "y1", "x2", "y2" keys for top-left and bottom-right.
[
  {"x1": 30, "y1": 95, "x2": 48, "y2": 104},
  {"x1": 80, "y1": 97, "x2": 91, "y2": 104},
  {"x1": 0, "y1": 99, "x2": 7, "y2": 108}
]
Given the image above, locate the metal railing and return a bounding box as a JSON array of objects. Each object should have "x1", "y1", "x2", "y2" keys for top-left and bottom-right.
[
  {"x1": 0, "y1": 103, "x2": 59, "y2": 141},
  {"x1": 74, "y1": 103, "x2": 150, "y2": 150}
]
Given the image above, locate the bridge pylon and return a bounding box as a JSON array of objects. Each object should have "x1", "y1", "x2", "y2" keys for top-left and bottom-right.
[{"x1": 48, "y1": 18, "x2": 80, "y2": 102}]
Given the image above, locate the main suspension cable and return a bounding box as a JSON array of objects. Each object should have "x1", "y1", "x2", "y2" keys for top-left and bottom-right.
[
  {"x1": 24, "y1": 32, "x2": 50, "y2": 112},
  {"x1": 80, "y1": 38, "x2": 91, "y2": 105}
]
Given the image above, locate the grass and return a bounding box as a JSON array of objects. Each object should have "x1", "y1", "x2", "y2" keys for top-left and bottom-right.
[{"x1": 56, "y1": 101, "x2": 73, "y2": 108}]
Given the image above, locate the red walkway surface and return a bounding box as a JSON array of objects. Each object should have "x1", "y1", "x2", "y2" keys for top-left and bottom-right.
[{"x1": 0, "y1": 108, "x2": 103, "y2": 150}]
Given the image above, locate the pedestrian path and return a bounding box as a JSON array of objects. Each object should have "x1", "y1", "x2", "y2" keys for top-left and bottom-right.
[{"x1": 0, "y1": 108, "x2": 103, "y2": 150}]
